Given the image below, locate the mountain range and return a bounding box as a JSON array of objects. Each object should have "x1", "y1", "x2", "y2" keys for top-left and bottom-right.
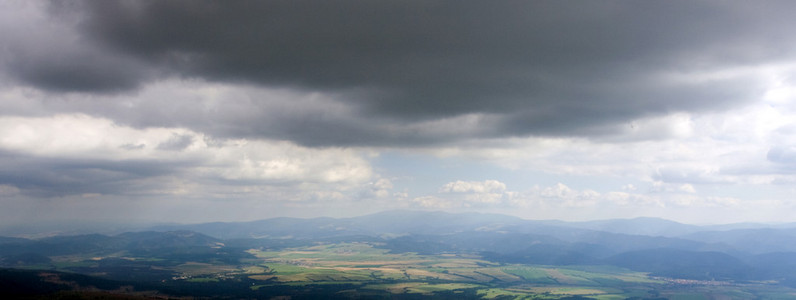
[{"x1": 3, "y1": 210, "x2": 796, "y2": 284}]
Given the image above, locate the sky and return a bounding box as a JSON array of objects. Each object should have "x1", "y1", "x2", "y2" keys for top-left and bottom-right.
[{"x1": 2, "y1": 0, "x2": 796, "y2": 226}]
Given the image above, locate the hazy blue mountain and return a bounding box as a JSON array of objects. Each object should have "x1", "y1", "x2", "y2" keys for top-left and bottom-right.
[
  {"x1": 561, "y1": 230, "x2": 740, "y2": 256},
  {"x1": 35, "y1": 210, "x2": 787, "y2": 257},
  {"x1": 346, "y1": 210, "x2": 526, "y2": 235},
  {"x1": 481, "y1": 243, "x2": 603, "y2": 265},
  {"x1": 745, "y1": 252, "x2": 796, "y2": 286},
  {"x1": 5, "y1": 210, "x2": 796, "y2": 287},
  {"x1": 0, "y1": 221, "x2": 169, "y2": 239},
  {"x1": 0, "y1": 230, "x2": 223, "y2": 257},
  {"x1": 541, "y1": 217, "x2": 704, "y2": 237},
  {"x1": 4, "y1": 211, "x2": 791, "y2": 258},
  {"x1": 150, "y1": 217, "x2": 367, "y2": 239},
  {"x1": 151, "y1": 210, "x2": 527, "y2": 239},
  {"x1": 680, "y1": 228, "x2": 796, "y2": 254},
  {"x1": 117, "y1": 230, "x2": 221, "y2": 249},
  {"x1": 604, "y1": 248, "x2": 752, "y2": 281},
  {"x1": 701, "y1": 222, "x2": 796, "y2": 231},
  {"x1": 0, "y1": 236, "x2": 29, "y2": 244}
]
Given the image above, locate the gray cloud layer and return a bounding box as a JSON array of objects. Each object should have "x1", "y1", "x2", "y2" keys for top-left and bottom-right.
[
  {"x1": 0, "y1": 150, "x2": 183, "y2": 197},
  {"x1": 6, "y1": 0, "x2": 796, "y2": 146}
]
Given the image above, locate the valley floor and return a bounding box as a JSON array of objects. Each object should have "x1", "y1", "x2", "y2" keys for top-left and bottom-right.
[{"x1": 6, "y1": 241, "x2": 796, "y2": 299}]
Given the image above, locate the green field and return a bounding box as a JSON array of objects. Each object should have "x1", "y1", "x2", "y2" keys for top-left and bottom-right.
[
  {"x1": 32, "y1": 241, "x2": 796, "y2": 299},
  {"x1": 213, "y1": 242, "x2": 796, "y2": 299}
]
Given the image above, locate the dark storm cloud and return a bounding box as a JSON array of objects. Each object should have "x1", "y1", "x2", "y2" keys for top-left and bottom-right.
[
  {"x1": 0, "y1": 150, "x2": 190, "y2": 197},
  {"x1": 0, "y1": 1, "x2": 153, "y2": 93},
  {"x1": 10, "y1": 0, "x2": 796, "y2": 145},
  {"x1": 6, "y1": 48, "x2": 150, "y2": 93}
]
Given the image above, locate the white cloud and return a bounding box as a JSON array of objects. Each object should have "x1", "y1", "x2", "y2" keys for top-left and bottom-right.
[
  {"x1": 0, "y1": 114, "x2": 374, "y2": 200},
  {"x1": 404, "y1": 181, "x2": 748, "y2": 223},
  {"x1": 0, "y1": 114, "x2": 194, "y2": 159},
  {"x1": 649, "y1": 181, "x2": 697, "y2": 194},
  {"x1": 202, "y1": 139, "x2": 371, "y2": 184},
  {"x1": 437, "y1": 180, "x2": 508, "y2": 206},
  {"x1": 358, "y1": 178, "x2": 395, "y2": 199},
  {"x1": 420, "y1": 88, "x2": 796, "y2": 193},
  {"x1": 440, "y1": 180, "x2": 506, "y2": 194}
]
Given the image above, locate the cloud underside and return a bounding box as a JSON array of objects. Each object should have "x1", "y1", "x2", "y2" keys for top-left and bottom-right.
[{"x1": 5, "y1": 1, "x2": 796, "y2": 146}]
